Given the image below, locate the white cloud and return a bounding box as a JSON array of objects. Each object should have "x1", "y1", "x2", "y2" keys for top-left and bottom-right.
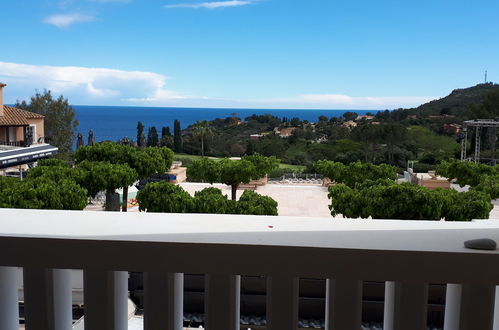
[
  {"x1": 0, "y1": 62, "x2": 186, "y2": 105},
  {"x1": 0, "y1": 61, "x2": 437, "y2": 109},
  {"x1": 165, "y1": 1, "x2": 253, "y2": 9},
  {"x1": 43, "y1": 13, "x2": 96, "y2": 28},
  {"x1": 251, "y1": 94, "x2": 436, "y2": 110}
]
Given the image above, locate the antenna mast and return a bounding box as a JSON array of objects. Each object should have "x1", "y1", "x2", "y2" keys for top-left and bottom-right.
[{"x1": 485, "y1": 70, "x2": 488, "y2": 83}]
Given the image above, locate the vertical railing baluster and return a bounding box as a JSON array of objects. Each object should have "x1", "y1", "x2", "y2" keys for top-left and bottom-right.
[
  {"x1": 325, "y1": 278, "x2": 362, "y2": 330},
  {"x1": 0, "y1": 266, "x2": 20, "y2": 330},
  {"x1": 459, "y1": 283, "x2": 495, "y2": 330},
  {"x1": 144, "y1": 272, "x2": 184, "y2": 330},
  {"x1": 383, "y1": 281, "x2": 428, "y2": 330},
  {"x1": 205, "y1": 274, "x2": 241, "y2": 330},
  {"x1": 493, "y1": 285, "x2": 499, "y2": 330},
  {"x1": 23, "y1": 268, "x2": 73, "y2": 330},
  {"x1": 266, "y1": 275, "x2": 299, "y2": 330},
  {"x1": 444, "y1": 283, "x2": 462, "y2": 330},
  {"x1": 83, "y1": 270, "x2": 128, "y2": 330},
  {"x1": 23, "y1": 268, "x2": 54, "y2": 330}
]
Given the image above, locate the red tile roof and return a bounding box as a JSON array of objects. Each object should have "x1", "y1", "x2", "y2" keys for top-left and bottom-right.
[{"x1": 0, "y1": 105, "x2": 45, "y2": 126}]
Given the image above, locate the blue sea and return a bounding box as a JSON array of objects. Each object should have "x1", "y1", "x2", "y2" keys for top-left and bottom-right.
[{"x1": 74, "y1": 105, "x2": 379, "y2": 142}]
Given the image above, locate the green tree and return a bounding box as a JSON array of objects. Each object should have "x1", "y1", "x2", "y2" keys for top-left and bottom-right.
[
  {"x1": 188, "y1": 157, "x2": 267, "y2": 200},
  {"x1": 162, "y1": 126, "x2": 172, "y2": 137},
  {"x1": 242, "y1": 153, "x2": 280, "y2": 178},
  {"x1": 192, "y1": 120, "x2": 213, "y2": 156},
  {"x1": 75, "y1": 142, "x2": 174, "y2": 211},
  {"x1": 137, "y1": 121, "x2": 145, "y2": 147},
  {"x1": 0, "y1": 176, "x2": 87, "y2": 210},
  {"x1": 187, "y1": 157, "x2": 221, "y2": 183},
  {"x1": 174, "y1": 120, "x2": 183, "y2": 152},
  {"x1": 435, "y1": 160, "x2": 498, "y2": 188},
  {"x1": 147, "y1": 126, "x2": 159, "y2": 147},
  {"x1": 193, "y1": 187, "x2": 234, "y2": 214},
  {"x1": 15, "y1": 90, "x2": 78, "y2": 154},
  {"x1": 327, "y1": 181, "x2": 492, "y2": 221},
  {"x1": 219, "y1": 159, "x2": 257, "y2": 200},
  {"x1": 76, "y1": 161, "x2": 137, "y2": 198},
  {"x1": 235, "y1": 190, "x2": 278, "y2": 215},
  {"x1": 314, "y1": 160, "x2": 397, "y2": 187},
  {"x1": 137, "y1": 182, "x2": 193, "y2": 213}
]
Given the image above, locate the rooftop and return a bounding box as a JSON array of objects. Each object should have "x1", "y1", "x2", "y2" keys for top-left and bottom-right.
[{"x1": 0, "y1": 105, "x2": 44, "y2": 126}]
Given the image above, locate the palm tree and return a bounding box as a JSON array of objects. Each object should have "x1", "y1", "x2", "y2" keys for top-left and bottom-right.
[{"x1": 193, "y1": 120, "x2": 213, "y2": 156}]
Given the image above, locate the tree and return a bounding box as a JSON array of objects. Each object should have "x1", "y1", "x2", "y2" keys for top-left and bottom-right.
[
  {"x1": 76, "y1": 161, "x2": 137, "y2": 199},
  {"x1": 187, "y1": 157, "x2": 221, "y2": 184},
  {"x1": 314, "y1": 160, "x2": 397, "y2": 187},
  {"x1": 147, "y1": 126, "x2": 159, "y2": 147},
  {"x1": 174, "y1": 120, "x2": 183, "y2": 152},
  {"x1": 188, "y1": 157, "x2": 272, "y2": 200},
  {"x1": 75, "y1": 142, "x2": 174, "y2": 211},
  {"x1": 236, "y1": 190, "x2": 278, "y2": 215},
  {"x1": 0, "y1": 176, "x2": 87, "y2": 210},
  {"x1": 192, "y1": 120, "x2": 213, "y2": 156},
  {"x1": 242, "y1": 153, "x2": 280, "y2": 178},
  {"x1": 137, "y1": 182, "x2": 193, "y2": 213},
  {"x1": 137, "y1": 121, "x2": 145, "y2": 147},
  {"x1": 15, "y1": 90, "x2": 78, "y2": 154},
  {"x1": 219, "y1": 159, "x2": 257, "y2": 200},
  {"x1": 27, "y1": 159, "x2": 137, "y2": 211},
  {"x1": 436, "y1": 160, "x2": 498, "y2": 188},
  {"x1": 327, "y1": 181, "x2": 492, "y2": 221},
  {"x1": 342, "y1": 112, "x2": 358, "y2": 121},
  {"x1": 193, "y1": 187, "x2": 234, "y2": 214},
  {"x1": 162, "y1": 126, "x2": 172, "y2": 137}
]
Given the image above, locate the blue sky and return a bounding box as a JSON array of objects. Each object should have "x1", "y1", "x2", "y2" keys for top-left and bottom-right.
[{"x1": 0, "y1": 0, "x2": 498, "y2": 109}]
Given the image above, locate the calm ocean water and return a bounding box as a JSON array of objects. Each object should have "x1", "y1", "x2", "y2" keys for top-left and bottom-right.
[{"x1": 74, "y1": 105, "x2": 379, "y2": 142}]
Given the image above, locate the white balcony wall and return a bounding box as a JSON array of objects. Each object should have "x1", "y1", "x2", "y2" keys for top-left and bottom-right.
[{"x1": 1, "y1": 209, "x2": 499, "y2": 330}]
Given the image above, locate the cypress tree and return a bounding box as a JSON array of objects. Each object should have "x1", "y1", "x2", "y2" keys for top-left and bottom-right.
[
  {"x1": 137, "y1": 121, "x2": 144, "y2": 146},
  {"x1": 174, "y1": 120, "x2": 183, "y2": 152},
  {"x1": 147, "y1": 126, "x2": 159, "y2": 147},
  {"x1": 162, "y1": 126, "x2": 172, "y2": 137}
]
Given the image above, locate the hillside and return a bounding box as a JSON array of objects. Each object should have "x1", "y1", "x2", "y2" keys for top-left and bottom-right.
[{"x1": 410, "y1": 82, "x2": 499, "y2": 117}]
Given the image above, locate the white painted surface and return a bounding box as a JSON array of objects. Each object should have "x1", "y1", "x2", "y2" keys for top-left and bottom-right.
[
  {"x1": 0, "y1": 267, "x2": 19, "y2": 330},
  {"x1": 1, "y1": 209, "x2": 499, "y2": 253}
]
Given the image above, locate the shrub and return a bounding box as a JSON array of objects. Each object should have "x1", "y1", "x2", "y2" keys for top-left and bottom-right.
[{"x1": 137, "y1": 182, "x2": 194, "y2": 213}]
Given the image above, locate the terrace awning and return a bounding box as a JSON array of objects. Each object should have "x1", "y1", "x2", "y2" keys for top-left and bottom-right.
[{"x1": 0, "y1": 144, "x2": 58, "y2": 169}]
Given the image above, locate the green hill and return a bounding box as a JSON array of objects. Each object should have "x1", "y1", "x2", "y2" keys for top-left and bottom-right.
[{"x1": 412, "y1": 82, "x2": 499, "y2": 117}]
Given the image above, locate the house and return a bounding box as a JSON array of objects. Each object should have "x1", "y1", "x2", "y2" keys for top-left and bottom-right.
[
  {"x1": 355, "y1": 115, "x2": 375, "y2": 121},
  {"x1": 278, "y1": 127, "x2": 297, "y2": 138},
  {"x1": 342, "y1": 120, "x2": 358, "y2": 129},
  {"x1": 0, "y1": 84, "x2": 45, "y2": 146},
  {"x1": 0, "y1": 83, "x2": 58, "y2": 172}
]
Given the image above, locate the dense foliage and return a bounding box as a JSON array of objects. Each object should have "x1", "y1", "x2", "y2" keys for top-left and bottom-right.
[
  {"x1": 137, "y1": 182, "x2": 278, "y2": 215},
  {"x1": 75, "y1": 142, "x2": 174, "y2": 210},
  {"x1": 187, "y1": 154, "x2": 279, "y2": 200},
  {"x1": 137, "y1": 182, "x2": 194, "y2": 213},
  {"x1": 328, "y1": 181, "x2": 492, "y2": 221},
  {"x1": 314, "y1": 160, "x2": 397, "y2": 187},
  {"x1": 192, "y1": 187, "x2": 235, "y2": 214},
  {"x1": 0, "y1": 176, "x2": 87, "y2": 210},
  {"x1": 236, "y1": 190, "x2": 279, "y2": 216},
  {"x1": 436, "y1": 159, "x2": 499, "y2": 199},
  {"x1": 15, "y1": 90, "x2": 79, "y2": 154}
]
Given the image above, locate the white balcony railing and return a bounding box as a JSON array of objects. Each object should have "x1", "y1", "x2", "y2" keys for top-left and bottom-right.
[{"x1": 1, "y1": 208, "x2": 499, "y2": 330}]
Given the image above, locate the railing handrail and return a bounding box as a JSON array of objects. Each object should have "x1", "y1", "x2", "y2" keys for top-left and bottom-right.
[{"x1": 1, "y1": 209, "x2": 499, "y2": 284}]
